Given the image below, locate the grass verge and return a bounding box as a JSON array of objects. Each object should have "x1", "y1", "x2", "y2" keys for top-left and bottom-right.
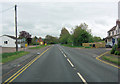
[
  {"x1": 1, "y1": 51, "x2": 29, "y2": 63},
  {"x1": 101, "y1": 56, "x2": 120, "y2": 65},
  {"x1": 29, "y1": 45, "x2": 48, "y2": 49}
]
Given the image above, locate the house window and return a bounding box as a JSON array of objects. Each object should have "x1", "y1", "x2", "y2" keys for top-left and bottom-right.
[
  {"x1": 108, "y1": 32, "x2": 110, "y2": 36},
  {"x1": 4, "y1": 41, "x2": 8, "y2": 44},
  {"x1": 112, "y1": 31, "x2": 114, "y2": 35}
]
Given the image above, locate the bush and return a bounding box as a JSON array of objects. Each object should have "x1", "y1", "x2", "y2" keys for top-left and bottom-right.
[
  {"x1": 111, "y1": 44, "x2": 117, "y2": 54},
  {"x1": 115, "y1": 51, "x2": 120, "y2": 55},
  {"x1": 118, "y1": 38, "x2": 120, "y2": 48},
  {"x1": 118, "y1": 51, "x2": 120, "y2": 55},
  {"x1": 115, "y1": 51, "x2": 118, "y2": 55}
]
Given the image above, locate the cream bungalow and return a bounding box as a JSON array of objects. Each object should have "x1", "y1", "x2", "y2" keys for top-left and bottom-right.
[{"x1": 0, "y1": 35, "x2": 22, "y2": 48}]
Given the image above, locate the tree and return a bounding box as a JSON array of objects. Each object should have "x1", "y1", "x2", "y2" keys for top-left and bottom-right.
[
  {"x1": 44, "y1": 35, "x2": 59, "y2": 44},
  {"x1": 93, "y1": 36, "x2": 101, "y2": 42},
  {"x1": 73, "y1": 23, "x2": 93, "y2": 46},
  {"x1": 32, "y1": 36, "x2": 38, "y2": 45},
  {"x1": 67, "y1": 35, "x2": 73, "y2": 45},
  {"x1": 19, "y1": 31, "x2": 31, "y2": 39},
  {"x1": 19, "y1": 31, "x2": 32, "y2": 45},
  {"x1": 59, "y1": 27, "x2": 70, "y2": 44}
]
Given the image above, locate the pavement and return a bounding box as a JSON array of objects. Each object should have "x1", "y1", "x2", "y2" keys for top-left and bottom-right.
[
  {"x1": 1, "y1": 45, "x2": 37, "y2": 54},
  {"x1": 2, "y1": 44, "x2": 119, "y2": 83}
]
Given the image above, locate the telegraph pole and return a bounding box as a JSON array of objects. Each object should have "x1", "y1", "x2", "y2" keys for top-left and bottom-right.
[{"x1": 15, "y1": 5, "x2": 18, "y2": 52}]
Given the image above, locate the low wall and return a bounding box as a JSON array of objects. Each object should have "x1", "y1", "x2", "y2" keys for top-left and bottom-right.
[{"x1": 82, "y1": 42, "x2": 106, "y2": 48}]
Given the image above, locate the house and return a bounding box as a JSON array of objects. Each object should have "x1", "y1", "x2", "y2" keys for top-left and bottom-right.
[
  {"x1": 106, "y1": 1, "x2": 120, "y2": 46},
  {"x1": 106, "y1": 20, "x2": 120, "y2": 46},
  {"x1": 0, "y1": 35, "x2": 22, "y2": 48}
]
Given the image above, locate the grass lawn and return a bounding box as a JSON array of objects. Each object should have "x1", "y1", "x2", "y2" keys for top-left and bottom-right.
[
  {"x1": 1, "y1": 51, "x2": 29, "y2": 63},
  {"x1": 101, "y1": 56, "x2": 120, "y2": 65},
  {"x1": 61, "y1": 44, "x2": 84, "y2": 48},
  {"x1": 29, "y1": 45, "x2": 48, "y2": 49}
]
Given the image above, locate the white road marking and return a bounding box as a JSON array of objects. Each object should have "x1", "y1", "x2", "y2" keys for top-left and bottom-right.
[
  {"x1": 77, "y1": 72, "x2": 87, "y2": 84},
  {"x1": 61, "y1": 51, "x2": 64, "y2": 54},
  {"x1": 67, "y1": 59, "x2": 74, "y2": 67},
  {"x1": 73, "y1": 68, "x2": 76, "y2": 70},
  {"x1": 63, "y1": 54, "x2": 67, "y2": 57},
  {"x1": 58, "y1": 47, "x2": 87, "y2": 84}
]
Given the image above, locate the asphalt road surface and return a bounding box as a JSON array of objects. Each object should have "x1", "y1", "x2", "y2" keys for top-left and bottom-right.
[{"x1": 3, "y1": 45, "x2": 119, "y2": 83}]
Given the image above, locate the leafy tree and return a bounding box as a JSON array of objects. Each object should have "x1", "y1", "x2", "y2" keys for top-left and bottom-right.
[
  {"x1": 93, "y1": 36, "x2": 101, "y2": 42},
  {"x1": 59, "y1": 27, "x2": 70, "y2": 44},
  {"x1": 19, "y1": 31, "x2": 31, "y2": 39},
  {"x1": 67, "y1": 35, "x2": 73, "y2": 45},
  {"x1": 73, "y1": 23, "x2": 93, "y2": 46},
  {"x1": 44, "y1": 35, "x2": 59, "y2": 44},
  {"x1": 19, "y1": 31, "x2": 32, "y2": 45},
  {"x1": 32, "y1": 36, "x2": 38, "y2": 45}
]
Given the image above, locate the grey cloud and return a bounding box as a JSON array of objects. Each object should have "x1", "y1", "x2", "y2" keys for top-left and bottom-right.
[{"x1": 1, "y1": 2, "x2": 117, "y2": 38}]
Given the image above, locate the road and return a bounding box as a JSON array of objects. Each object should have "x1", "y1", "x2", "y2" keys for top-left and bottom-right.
[{"x1": 3, "y1": 45, "x2": 119, "y2": 83}]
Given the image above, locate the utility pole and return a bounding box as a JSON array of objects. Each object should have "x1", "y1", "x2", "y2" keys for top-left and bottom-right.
[{"x1": 15, "y1": 5, "x2": 18, "y2": 52}]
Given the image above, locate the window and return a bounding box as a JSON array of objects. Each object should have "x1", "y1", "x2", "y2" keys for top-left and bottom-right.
[
  {"x1": 108, "y1": 32, "x2": 110, "y2": 36},
  {"x1": 4, "y1": 41, "x2": 8, "y2": 44},
  {"x1": 112, "y1": 31, "x2": 114, "y2": 36}
]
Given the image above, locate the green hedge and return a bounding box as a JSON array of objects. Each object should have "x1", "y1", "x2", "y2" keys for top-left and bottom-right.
[
  {"x1": 115, "y1": 51, "x2": 120, "y2": 55},
  {"x1": 111, "y1": 44, "x2": 117, "y2": 54}
]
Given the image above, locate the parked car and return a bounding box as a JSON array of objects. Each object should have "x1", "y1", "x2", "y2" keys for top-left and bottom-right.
[{"x1": 105, "y1": 43, "x2": 112, "y2": 48}]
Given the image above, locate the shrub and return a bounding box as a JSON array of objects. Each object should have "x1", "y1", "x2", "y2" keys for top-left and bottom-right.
[
  {"x1": 111, "y1": 44, "x2": 117, "y2": 54},
  {"x1": 118, "y1": 51, "x2": 120, "y2": 55},
  {"x1": 118, "y1": 38, "x2": 120, "y2": 48},
  {"x1": 114, "y1": 51, "x2": 120, "y2": 55},
  {"x1": 115, "y1": 51, "x2": 118, "y2": 55}
]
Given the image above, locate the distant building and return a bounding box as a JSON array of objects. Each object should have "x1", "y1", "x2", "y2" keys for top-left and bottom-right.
[
  {"x1": 106, "y1": 20, "x2": 120, "y2": 45},
  {"x1": 37, "y1": 37, "x2": 44, "y2": 45},
  {"x1": 0, "y1": 35, "x2": 22, "y2": 47}
]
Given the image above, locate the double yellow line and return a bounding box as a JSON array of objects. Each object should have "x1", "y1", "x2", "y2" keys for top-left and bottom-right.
[{"x1": 3, "y1": 48, "x2": 50, "y2": 84}]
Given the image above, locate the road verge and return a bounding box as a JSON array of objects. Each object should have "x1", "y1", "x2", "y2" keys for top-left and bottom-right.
[{"x1": 96, "y1": 51, "x2": 120, "y2": 69}]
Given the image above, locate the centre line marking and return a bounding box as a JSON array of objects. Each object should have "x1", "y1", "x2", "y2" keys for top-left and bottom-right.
[
  {"x1": 67, "y1": 58, "x2": 74, "y2": 67},
  {"x1": 61, "y1": 51, "x2": 64, "y2": 54},
  {"x1": 58, "y1": 47, "x2": 87, "y2": 83},
  {"x1": 77, "y1": 72, "x2": 87, "y2": 84},
  {"x1": 63, "y1": 54, "x2": 67, "y2": 57}
]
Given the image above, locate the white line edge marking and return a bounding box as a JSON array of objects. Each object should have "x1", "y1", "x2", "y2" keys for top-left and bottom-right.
[
  {"x1": 67, "y1": 59, "x2": 74, "y2": 67},
  {"x1": 77, "y1": 72, "x2": 87, "y2": 84}
]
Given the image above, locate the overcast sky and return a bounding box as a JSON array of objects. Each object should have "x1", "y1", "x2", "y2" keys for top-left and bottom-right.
[{"x1": 0, "y1": 0, "x2": 119, "y2": 38}]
